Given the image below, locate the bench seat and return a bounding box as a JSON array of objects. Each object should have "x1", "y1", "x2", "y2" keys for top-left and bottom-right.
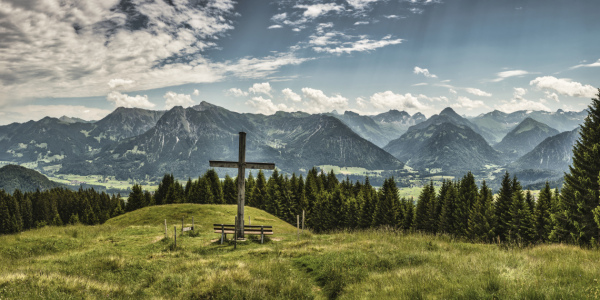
[{"x1": 213, "y1": 224, "x2": 273, "y2": 244}]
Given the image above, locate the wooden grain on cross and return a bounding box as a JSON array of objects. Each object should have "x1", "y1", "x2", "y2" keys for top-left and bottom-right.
[{"x1": 209, "y1": 132, "x2": 275, "y2": 238}]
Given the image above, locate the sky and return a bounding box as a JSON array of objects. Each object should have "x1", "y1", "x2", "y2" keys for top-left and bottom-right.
[{"x1": 0, "y1": 0, "x2": 599, "y2": 125}]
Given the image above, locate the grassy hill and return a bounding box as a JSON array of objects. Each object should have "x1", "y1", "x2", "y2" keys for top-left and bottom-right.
[
  {"x1": 2, "y1": 204, "x2": 600, "y2": 299},
  {"x1": 0, "y1": 164, "x2": 64, "y2": 193}
]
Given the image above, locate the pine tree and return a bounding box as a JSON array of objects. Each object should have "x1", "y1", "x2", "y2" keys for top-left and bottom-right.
[
  {"x1": 126, "y1": 184, "x2": 144, "y2": 212},
  {"x1": 454, "y1": 172, "x2": 478, "y2": 238},
  {"x1": 525, "y1": 190, "x2": 535, "y2": 214},
  {"x1": 495, "y1": 172, "x2": 513, "y2": 241},
  {"x1": 508, "y1": 179, "x2": 536, "y2": 244},
  {"x1": 154, "y1": 174, "x2": 175, "y2": 205},
  {"x1": 535, "y1": 182, "x2": 553, "y2": 242},
  {"x1": 265, "y1": 169, "x2": 282, "y2": 216},
  {"x1": 223, "y1": 175, "x2": 237, "y2": 205},
  {"x1": 372, "y1": 178, "x2": 398, "y2": 227},
  {"x1": 467, "y1": 180, "x2": 496, "y2": 242},
  {"x1": 553, "y1": 90, "x2": 600, "y2": 245},
  {"x1": 252, "y1": 170, "x2": 268, "y2": 210},
  {"x1": 414, "y1": 181, "x2": 435, "y2": 232},
  {"x1": 205, "y1": 169, "x2": 224, "y2": 204},
  {"x1": 438, "y1": 182, "x2": 458, "y2": 235}
]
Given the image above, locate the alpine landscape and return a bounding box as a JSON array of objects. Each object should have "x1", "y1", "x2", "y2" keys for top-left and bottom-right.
[{"x1": 1, "y1": 0, "x2": 600, "y2": 299}]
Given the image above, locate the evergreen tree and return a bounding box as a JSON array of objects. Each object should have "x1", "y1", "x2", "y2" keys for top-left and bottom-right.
[
  {"x1": 252, "y1": 170, "x2": 268, "y2": 210},
  {"x1": 126, "y1": 184, "x2": 144, "y2": 212},
  {"x1": 525, "y1": 190, "x2": 535, "y2": 214},
  {"x1": 414, "y1": 181, "x2": 435, "y2": 232},
  {"x1": 454, "y1": 172, "x2": 478, "y2": 237},
  {"x1": 438, "y1": 182, "x2": 458, "y2": 235},
  {"x1": 265, "y1": 169, "x2": 282, "y2": 216},
  {"x1": 508, "y1": 179, "x2": 536, "y2": 244},
  {"x1": 495, "y1": 172, "x2": 514, "y2": 241},
  {"x1": 372, "y1": 178, "x2": 398, "y2": 227},
  {"x1": 467, "y1": 180, "x2": 496, "y2": 242},
  {"x1": 223, "y1": 175, "x2": 237, "y2": 205},
  {"x1": 205, "y1": 169, "x2": 224, "y2": 204},
  {"x1": 553, "y1": 90, "x2": 600, "y2": 245},
  {"x1": 535, "y1": 182, "x2": 553, "y2": 242},
  {"x1": 154, "y1": 174, "x2": 175, "y2": 205}
]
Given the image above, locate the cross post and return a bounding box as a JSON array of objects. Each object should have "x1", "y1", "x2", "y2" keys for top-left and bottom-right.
[{"x1": 209, "y1": 132, "x2": 275, "y2": 238}]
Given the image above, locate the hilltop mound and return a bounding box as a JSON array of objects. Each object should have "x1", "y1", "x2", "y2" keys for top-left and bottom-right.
[{"x1": 105, "y1": 204, "x2": 299, "y2": 234}]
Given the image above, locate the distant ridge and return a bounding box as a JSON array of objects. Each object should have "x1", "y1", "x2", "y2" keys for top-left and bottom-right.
[
  {"x1": 494, "y1": 117, "x2": 560, "y2": 160},
  {"x1": 0, "y1": 165, "x2": 63, "y2": 193}
]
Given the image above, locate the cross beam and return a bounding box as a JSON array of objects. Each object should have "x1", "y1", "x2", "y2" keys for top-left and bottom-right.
[{"x1": 209, "y1": 132, "x2": 275, "y2": 238}]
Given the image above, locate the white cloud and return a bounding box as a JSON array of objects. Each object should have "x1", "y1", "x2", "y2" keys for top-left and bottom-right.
[
  {"x1": 245, "y1": 96, "x2": 290, "y2": 115},
  {"x1": 412, "y1": 83, "x2": 428, "y2": 86},
  {"x1": 347, "y1": 0, "x2": 379, "y2": 10},
  {"x1": 164, "y1": 91, "x2": 195, "y2": 109},
  {"x1": 384, "y1": 15, "x2": 402, "y2": 19},
  {"x1": 193, "y1": 89, "x2": 200, "y2": 96},
  {"x1": 495, "y1": 99, "x2": 550, "y2": 113},
  {"x1": 418, "y1": 94, "x2": 449, "y2": 102},
  {"x1": 226, "y1": 53, "x2": 312, "y2": 79},
  {"x1": 106, "y1": 91, "x2": 156, "y2": 109},
  {"x1": 268, "y1": 25, "x2": 283, "y2": 29},
  {"x1": 249, "y1": 82, "x2": 272, "y2": 97},
  {"x1": 294, "y1": 3, "x2": 345, "y2": 19},
  {"x1": 271, "y1": 13, "x2": 287, "y2": 22},
  {"x1": 108, "y1": 79, "x2": 134, "y2": 90},
  {"x1": 413, "y1": 67, "x2": 438, "y2": 78},
  {"x1": 227, "y1": 88, "x2": 248, "y2": 97},
  {"x1": 464, "y1": 88, "x2": 492, "y2": 97},
  {"x1": 282, "y1": 88, "x2": 302, "y2": 102},
  {"x1": 454, "y1": 96, "x2": 486, "y2": 110},
  {"x1": 313, "y1": 35, "x2": 403, "y2": 54},
  {"x1": 409, "y1": 7, "x2": 424, "y2": 14},
  {"x1": 529, "y1": 76, "x2": 597, "y2": 98},
  {"x1": 366, "y1": 91, "x2": 429, "y2": 111},
  {"x1": 495, "y1": 87, "x2": 550, "y2": 113},
  {"x1": 0, "y1": 0, "x2": 237, "y2": 103},
  {"x1": 545, "y1": 91, "x2": 560, "y2": 102},
  {"x1": 0, "y1": 105, "x2": 111, "y2": 125},
  {"x1": 570, "y1": 59, "x2": 600, "y2": 69},
  {"x1": 301, "y1": 88, "x2": 348, "y2": 113},
  {"x1": 354, "y1": 21, "x2": 370, "y2": 25},
  {"x1": 449, "y1": 89, "x2": 457, "y2": 95},
  {"x1": 491, "y1": 70, "x2": 531, "y2": 82}
]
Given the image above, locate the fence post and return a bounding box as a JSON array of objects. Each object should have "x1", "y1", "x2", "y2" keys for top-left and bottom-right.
[
  {"x1": 302, "y1": 210, "x2": 305, "y2": 233},
  {"x1": 164, "y1": 219, "x2": 167, "y2": 237},
  {"x1": 249, "y1": 216, "x2": 251, "y2": 225},
  {"x1": 297, "y1": 215, "x2": 300, "y2": 240},
  {"x1": 174, "y1": 226, "x2": 177, "y2": 248},
  {"x1": 181, "y1": 217, "x2": 184, "y2": 233},
  {"x1": 192, "y1": 217, "x2": 194, "y2": 231},
  {"x1": 234, "y1": 216, "x2": 238, "y2": 250}
]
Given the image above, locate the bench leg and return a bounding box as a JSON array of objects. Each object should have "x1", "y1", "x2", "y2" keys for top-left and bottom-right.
[
  {"x1": 261, "y1": 233, "x2": 264, "y2": 244},
  {"x1": 221, "y1": 233, "x2": 225, "y2": 244}
]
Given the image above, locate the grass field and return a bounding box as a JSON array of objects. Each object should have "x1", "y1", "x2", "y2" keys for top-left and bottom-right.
[{"x1": 1, "y1": 204, "x2": 600, "y2": 299}]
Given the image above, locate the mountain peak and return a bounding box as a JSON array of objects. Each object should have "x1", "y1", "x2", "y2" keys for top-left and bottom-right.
[
  {"x1": 192, "y1": 101, "x2": 220, "y2": 111},
  {"x1": 440, "y1": 107, "x2": 458, "y2": 116}
]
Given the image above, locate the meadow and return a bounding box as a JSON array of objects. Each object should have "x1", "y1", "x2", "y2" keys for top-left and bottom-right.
[{"x1": 1, "y1": 204, "x2": 599, "y2": 299}]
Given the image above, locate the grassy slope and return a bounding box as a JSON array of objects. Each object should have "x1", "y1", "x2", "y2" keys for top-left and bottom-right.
[{"x1": 1, "y1": 205, "x2": 600, "y2": 299}]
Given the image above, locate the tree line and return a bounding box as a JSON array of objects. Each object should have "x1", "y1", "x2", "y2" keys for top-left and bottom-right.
[{"x1": 0, "y1": 187, "x2": 125, "y2": 234}]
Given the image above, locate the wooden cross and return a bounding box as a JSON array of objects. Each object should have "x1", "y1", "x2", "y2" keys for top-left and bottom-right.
[{"x1": 209, "y1": 132, "x2": 275, "y2": 238}]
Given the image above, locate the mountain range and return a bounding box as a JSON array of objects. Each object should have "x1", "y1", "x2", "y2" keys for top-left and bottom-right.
[{"x1": 0, "y1": 102, "x2": 587, "y2": 185}]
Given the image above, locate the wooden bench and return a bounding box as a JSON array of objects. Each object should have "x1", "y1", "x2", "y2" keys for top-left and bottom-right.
[{"x1": 213, "y1": 224, "x2": 273, "y2": 244}]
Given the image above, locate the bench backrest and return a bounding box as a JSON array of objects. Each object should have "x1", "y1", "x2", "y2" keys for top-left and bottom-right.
[{"x1": 213, "y1": 224, "x2": 273, "y2": 232}]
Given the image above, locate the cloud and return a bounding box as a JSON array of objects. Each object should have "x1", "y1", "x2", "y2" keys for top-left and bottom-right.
[
  {"x1": 449, "y1": 89, "x2": 457, "y2": 95},
  {"x1": 268, "y1": 25, "x2": 283, "y2": 29},
  {"x1": 454, "y1": 96, "x2": 486, "y2": 110},
  {"x1": 282, "y1": 88, "x2": 302, "y2": 102},
  {"x1": 0, "y1": 0, "x2": 237, "y2": 102},
  {"x1": 271, "y1": 13, "x2": 287, "y2": 22},
  {"x1": 354, "y1": 21, "x2": 370, "y2": 25},
  {"x1": 294, "y1": 3, "x2": 345, "y2": 19},
  {"x1": 347, "y1": 0, "x2": 380, "y2": 10},
  {"x1": 227, "y1": 88, "x2": 248, "y2": 97},
  {"x1": 529, "y1": 76, "x2": 597, "y2": 98},
  {"x1": 570, "y1": 59, "x2": 600, "y2": 69},
  {"x1": 365, "y1": 91, "x2": 429, "y2": 111},
  {"x1": 245, "y1": 96, "x2": 290, "y2": 115},
  {"x1": 313, "y1": 35, "x2": 403, "y2": 54},
  {"x1": 249, "y1": 82, "x2": 272, "y2": 97},
  {"x1": 495, "y1": 87, "x2": 550, "y2": 113},
  {"x1": 464, "y1": 88, "x2": 492, "y2": 97},
  {"x1": 409, "y1": 8, "x2": 424, "y2": 14},
  {"x1": 413, "y1": 67, "x2": 438, "y2": 78},
  {"x1": 491, "y1": 70, "x2": 531, "y2": 82},
  {"x1": 108, "y1": 79, "x2": 134, "y2": 90},
  {"x1": 384, "y1": 15, "x2": 402, "y2": 19},
  {"x1": 164, "y1": 91, "x2": 195, "y2": 109},
  {"x1": 545, "y1": 91, "x2": 560, "y2": 102},
  {"x1": 193, "y1": 89, "x2": 200, "y2": 96},
  {"x1": 301, "y1": 88, "x2": 348, "y2": 113},
  {"x1": 412, "y1": 83, "x2": 428, "y2": 86},
  {"x1": 106, "y1": 91, "x2": 156, "y2": 109},
  {"x1": 0, "y1": 105, "x2": 111, "y2": 125},
  {"x1": 226, "y1": 53, "x2": 312, "y2": 79}
]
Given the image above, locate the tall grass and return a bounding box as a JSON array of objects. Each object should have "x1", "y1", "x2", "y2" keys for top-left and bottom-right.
[{"x1": 1, "y1": 204, "x2": 600, "y2": 299}]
